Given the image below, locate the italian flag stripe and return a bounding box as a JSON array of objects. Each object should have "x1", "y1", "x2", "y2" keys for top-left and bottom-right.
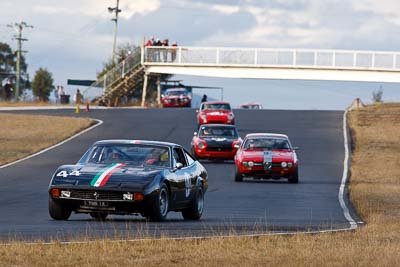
[{"x1": 90, "y1": 163, "x2": 126, "y2": 187}]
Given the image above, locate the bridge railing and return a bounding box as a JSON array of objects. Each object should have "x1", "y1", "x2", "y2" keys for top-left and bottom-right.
[
  {"x1": 143, "y1": 47, "x2": 400, "y2": 71},
  {"x1": 84, "y1": 47, "x2": 142, "y2": 99}
]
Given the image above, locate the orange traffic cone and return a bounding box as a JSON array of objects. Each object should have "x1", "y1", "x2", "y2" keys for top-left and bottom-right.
[{"x1": 85, "y1": 101, "x2": 90, "y2": 112}]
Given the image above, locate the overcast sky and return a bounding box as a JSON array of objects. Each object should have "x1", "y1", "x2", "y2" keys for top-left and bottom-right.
[{"x1": 1, "y1": 0, "x2": 400, "y2": 109}]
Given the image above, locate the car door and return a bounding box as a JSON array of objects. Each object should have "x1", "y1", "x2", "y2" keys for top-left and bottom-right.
[{"x1": 172, "y1": 147, "x2": 193, "y2": 205}]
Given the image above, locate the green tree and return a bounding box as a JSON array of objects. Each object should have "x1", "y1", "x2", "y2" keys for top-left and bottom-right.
[{"x1": 31, "y1": 68, "x2": 54, "y2": 102}]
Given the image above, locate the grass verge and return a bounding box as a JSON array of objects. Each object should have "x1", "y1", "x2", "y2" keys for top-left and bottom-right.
[
  {"x1": 0, "y1": 113, "x2": 94, "y2": 166},
  {"x1": 0, "y1": 104, "x2": 399, "y2": 266}
]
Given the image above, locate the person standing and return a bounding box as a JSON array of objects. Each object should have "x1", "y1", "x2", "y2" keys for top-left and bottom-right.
[
  {"x1": 4, "y1": 80, "x2": 13, "y2": 101},
  {"x1": 162, "y1": 39, "x2": 169, "y2": 62},
  {"x1": 171, "y1": 41, "x2": 178, "y2": 62},
  {"x1": 74, "y1": 88, "x2": 83, "y2": 113},
  {"x1": 57, "y1": 86, "x2": 65, "y2": 104}
]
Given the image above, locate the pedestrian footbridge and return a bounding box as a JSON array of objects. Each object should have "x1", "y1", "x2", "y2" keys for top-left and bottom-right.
[{"x1": 90, "y1": 46, "x2": 400, "y2": 106}]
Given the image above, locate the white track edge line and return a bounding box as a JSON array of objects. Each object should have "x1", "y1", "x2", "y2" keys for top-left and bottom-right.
[
  {"x1": 339, "y1": 110, "x2": 358, "y2": 229},
  {"x1": 0, "y1": 119, "x2": 103, "y2": 169}
]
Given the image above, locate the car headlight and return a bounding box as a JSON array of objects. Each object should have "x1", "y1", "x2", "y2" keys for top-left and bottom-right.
[
  {"x1": 248, "y1": 161, "x2": 254, "y2": 167},
  {"x1": 233, "y1": 143, "x2": 240, "y2": 149},
  {"x1": 61, "y1": 190, "x2": 71, "y2": 198},
  {"x1": 201, "y1": 114, "x2": 207, "y2": 120},
  {"x1": 281, "y1": 162, "x2": 288, "y2": 168},
  {"x1": 287, "y1": 162, "x2": 293, "y2": 168},
  {"x1": 198, "y1": 142, "x2": 205, "y2": 149},
  {"x1": 242, "y1": 161, "x2": 248, "y2": 167}
]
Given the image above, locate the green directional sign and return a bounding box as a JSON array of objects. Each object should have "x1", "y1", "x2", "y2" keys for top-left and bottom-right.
[{"x1": 67, "y1": 79, "x2": 97, "y2": 87}]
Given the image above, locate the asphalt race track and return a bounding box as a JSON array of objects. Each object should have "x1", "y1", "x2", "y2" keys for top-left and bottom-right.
[{"x1": 0, "y1": 108, "x2": 360, "y2": 241}]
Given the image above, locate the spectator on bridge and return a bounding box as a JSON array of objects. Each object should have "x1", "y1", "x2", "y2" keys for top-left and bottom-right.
[
  {"x1": 171, "y1": 41, "x2": 178, "y2": 62},
  {"x1": 145, "y1": 37, "x2": 155, "y2": 62},
  {"x1": 201, "y1": 94, "x2": 208, "y2": 103},
  {"x1": 161, "y1": 39, "x2": 169, "y2": 62},
  {"x1": 154, "y1": 39, "x2": 162, "y2": 62}
]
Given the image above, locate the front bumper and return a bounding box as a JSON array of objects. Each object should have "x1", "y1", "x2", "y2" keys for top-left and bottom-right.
[
  {"x1": 49, "y1": 189, "x2": 156, "y2": 215},
  {"x1": 238, "y1": 165, "x2": 295, "y2": 178},
  {"x1": 195, "y1": 148, "x2": 237, "y2": 159}
]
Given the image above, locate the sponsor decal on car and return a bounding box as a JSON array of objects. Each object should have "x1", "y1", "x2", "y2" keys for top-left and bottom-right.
[
  {"x1": 90, "y1": 163, "x2": 126, "y2": 187},
  {"x1": 263, "y1": 150, "x2": 273, "y2": 171}
]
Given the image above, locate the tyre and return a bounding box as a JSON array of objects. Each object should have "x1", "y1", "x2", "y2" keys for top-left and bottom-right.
[
  {"x1": 182, "y1": 182, "x2": 204, "y2": 220},
  {"x1": 146, "y1": 183, "x2": 169, "y2": 222},
  {"x1": 48, "y1": 197, "x2": 71, "y2": 220},
  {"x1": 90, "y1": 212, "x2": 108, "y2": 221},
  {"x1": 288, "y1": 167, "x2": 299, "y2": 184},
  {"x1": 234, "y1": 165, "x2": 243, "y2": 182}
]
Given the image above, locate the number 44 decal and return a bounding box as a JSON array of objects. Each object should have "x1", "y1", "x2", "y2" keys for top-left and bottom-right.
[{"x1": 56, "y1": 170, "x2": 81, "y2": 178}]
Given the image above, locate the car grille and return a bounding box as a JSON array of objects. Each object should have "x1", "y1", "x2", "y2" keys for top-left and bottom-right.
[
  {"x1": 253, "y1": 162, "x2": 283, "y2": 167},
  {"x1": 206, "y1": 147, "x2": 233, "y2": 152},
  {"x1": 70, "y1": 190, "x2": 123, "y2": 201}
]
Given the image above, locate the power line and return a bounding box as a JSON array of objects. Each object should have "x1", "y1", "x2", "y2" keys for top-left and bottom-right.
[{"x1": 7, "y1": 21, "x2": 33, "y2": 101}]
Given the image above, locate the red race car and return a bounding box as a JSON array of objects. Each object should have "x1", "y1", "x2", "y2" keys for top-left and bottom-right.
[
  {"x1": 161, "y1": 88, "x2": 191, "y2": 108},
  {"x1": 234, "y1": 133, "x2": 299, "y2": 183},
  {"x1": 191, "y1": 124, "x2": 242, "y2": 160},
  {"x1": 240, "y1": 103, "x2": 263, "y2": 109},
  {"x1": 197, "y1": 101, "x2": 235, "y2": 126}
]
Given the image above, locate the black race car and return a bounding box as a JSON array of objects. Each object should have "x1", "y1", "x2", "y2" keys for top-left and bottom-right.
[{"x1": 48, "y1": 140, "x2": 208, "y2": 221}]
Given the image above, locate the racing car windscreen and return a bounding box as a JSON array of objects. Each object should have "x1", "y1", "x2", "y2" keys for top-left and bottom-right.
[
  {"x1": 199, "y1": 126, "x2": 239, "y2": 138},
  {"x1": 165, "y1": 90, "x2": 189, "y2": 96},
  {"x1": 203, "y1": 103, "x2": 231, "y2": 110},
  {"x1": 78, "y1": 144, "x2": 171, "y2": 167},
  {"x1": 243, "y1": 138, "x2": 291, "y2": 150}
]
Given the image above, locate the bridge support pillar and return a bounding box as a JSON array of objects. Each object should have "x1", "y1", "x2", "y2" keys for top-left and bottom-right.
[
  {"x1": 141, "y1": 73, "x2": 148, "y2": 107},
  {"x1": 157, "y1": 76, "x2": 161, "y2": 106}
]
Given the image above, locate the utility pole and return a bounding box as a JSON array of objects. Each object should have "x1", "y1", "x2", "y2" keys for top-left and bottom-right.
[
  {"x1": 108, "y1": 0, "x2": 122, "y2": 64},
  {"x1": 7, "y1": 21, "x2": 33, "y2": 102}
]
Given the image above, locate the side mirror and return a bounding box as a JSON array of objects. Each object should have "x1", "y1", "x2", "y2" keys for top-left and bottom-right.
[
  {"x1": 193, "y1": 132, "x2": 198, "y2": 136},
  {"x1": 175, "y1": 162, "x2": 183, "y2": 169},
  {"x1": 293, "y1": 147, "x2": 300, "y2": 151},
  {"x1": 196, "y1": 109, "x2": 199, "y2": 113}
]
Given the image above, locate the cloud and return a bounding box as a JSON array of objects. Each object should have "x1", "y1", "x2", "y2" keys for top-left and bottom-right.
[
  {"x1": 211, "y1": 4, "x2": 240, "y2": 15},
  {"x1": 32, "y1": 0, "x2": 161, "y2": 19}
]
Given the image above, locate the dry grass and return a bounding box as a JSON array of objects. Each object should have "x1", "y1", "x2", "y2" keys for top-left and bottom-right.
[
  {"x1": 1, "y1": 103, "x2": 400, "y2": 266},
  {"x1": 0, "y1": 101, "x2": 61, "y2": 107},
  {"x1": 0, "y1": 113, "x2": 94, "y2": 165}
]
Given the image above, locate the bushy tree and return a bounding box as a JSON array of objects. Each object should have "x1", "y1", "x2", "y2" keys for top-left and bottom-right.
[
  {"x1": 372, "y1": 86, "x2": 384, "y2": 103},
  {"x1": 31, "y1": 68, "x2": 54, "y2": 102},
  {"x1": 0, "y1": 42, "x2": 29, "y2": 99}
]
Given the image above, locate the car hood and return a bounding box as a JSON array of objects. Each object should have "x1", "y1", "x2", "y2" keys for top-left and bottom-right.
[
  {"x1": 202, "y1": 110, "x2": 230, "y2": 116},
  {"x1": 50, "y1": 164, "x2": 164, "y2": 191},
  {"x1": 241, "y1": 150, "x2": 293, "y2": 162},
  {"x1": 164, "y1": 95, "x2": 189, "y2": 99}
]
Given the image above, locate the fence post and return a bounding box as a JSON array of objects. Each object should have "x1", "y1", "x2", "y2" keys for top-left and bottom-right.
[
  {"x1": 372, "y1": 52, "x2": 376, "y2": 68},
  {"x1": 393, "y1": 54, "x2": 397, "y2": 69},
  {"x1": 353, "y1": 52, "x2": 357, "y2": 68},
  {"x1": 122, "y1": 60, "x2": 125, "y2": 78},
  {"x1": 178, "y1": 47, "x2": 182, "y2": 64},
  {"x1": 216, "y1": 48, "x2": 220, "y2": 64},
  {"x1": 314, "y1": 51, "x2": 317, "y2": 66},
  {"x1": 254, "y1": 49, "x2": 258, "y2": 65},
  {"x1": 293, "y1": 50, "x2": 297, "y2": 65},
  {"x1": 332, "y1": 51, "x2": 336, "y2": 67}
]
